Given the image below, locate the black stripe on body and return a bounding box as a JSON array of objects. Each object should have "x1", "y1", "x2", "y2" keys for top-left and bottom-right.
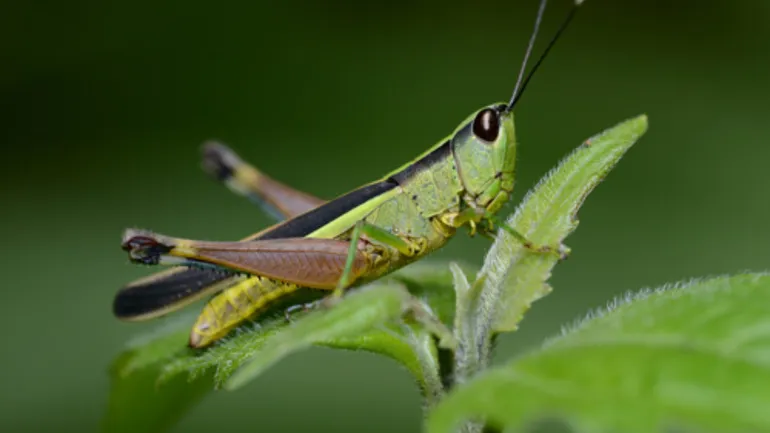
[
  {"x1": 388, "y1": 140, "x2": 452, "y2": 185},
  {"x1": 114, "y1": 180, "x2": 397, "y2": 319},
  {"x1": 255, "y1": 180, "x2": 396, "y2": 240},
  {"x1": 387, "y1": 120, "x2": 473, "y2": 187}
]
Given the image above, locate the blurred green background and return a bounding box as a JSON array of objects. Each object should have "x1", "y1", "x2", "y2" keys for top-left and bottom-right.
[{"x1": 3, "y1": 0, "x2": 770, "y2": 432}]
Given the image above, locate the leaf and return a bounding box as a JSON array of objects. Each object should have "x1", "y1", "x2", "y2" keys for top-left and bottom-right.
[
  {"x1": 153, "y1": 262, "x2": 465, "y2": 386},
  {"x1": 476, "y1": 115, "x2": 648, "y2": 336},
  {"x1": 450, "y1": 262, "x2": 472, "y2": 340},
  {"x1": 317, "y1": 324, "x2": 428, "y2": 386},
  {"x1": 451, "y1": 262, "x2": 485, "y2": 386},
  {"x1": 104, "y1": 363, "x2": 213, "y2": 433},
  {"x1": 394, "y1": 261, "x2": 477, "y2": 327},
  {"x1": 427, "y1": 273, "x2": 770, "y2": 433},
  {"x1": 106, "y1": 283, "x2": 420, "y2": 433},
  {"x1": 113, "y1": 314, "x2": 194, "y2": 377},
  {"x1": 225, "y1": 281, "x2": 417, "y2": 389},
  {"x1": 159, "y1": 316, "x2": 286, "y2": 387},
  {"x1": 104, "y1": 261, "x2": 464, "y2": 433},
  {"x1": 103, "y1": 315, "x2": 210, "y2": 433}
]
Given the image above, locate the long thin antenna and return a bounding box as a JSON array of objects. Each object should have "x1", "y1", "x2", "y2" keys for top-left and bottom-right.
[
  {"x1": 508, "y1": 0, "x2": 549, "y2": 110},
  {"x1": 507, "y1": 0, "x2": 584, "y2": 111}
]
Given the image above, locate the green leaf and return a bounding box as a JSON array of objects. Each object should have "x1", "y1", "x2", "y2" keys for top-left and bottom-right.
[
  {"x1": 477, "y1": 115, "x2": 648, "y2": 335},
  {"x1": 104, "y1": 261, "x2": 463, "y2": 433},
  {"x1": 159, "y1": 316, "x2": 285, "y2": 387},
  {"x1": 153, "y1": 262, "x2": 465, "y2": 389},
  {"x1": 393, "y1": 261, "x2": 477, "y2": 327},
  {"x1": 427, "y1": 273, "x2": 770, "y2": 433},
  {"x1": 104, "y1": 363, "x2": 212, "y2": 433},
  {"x1": 103, "y1": 315, "x2": 210, "y2": 433},
  {"x1": 225, "y1": 281, "x2": 416, "y2": 389},
  {"x1": 113, "y1": 314, "x2": 193, "y2": 377},
  {"x1": 451, "y1": 262, "x2": 484, "y2": 386},
  {"x1": 317, "y1": 324, "x2": 428, "y2": 386},
  {"x1": 108, "y1": 286, "x2": 408, "y2": 432}
]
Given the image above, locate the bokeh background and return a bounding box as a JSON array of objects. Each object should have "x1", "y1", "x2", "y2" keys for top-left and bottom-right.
[{"x1": 3, "y1": 0, "x2": 770, "y2": 432}]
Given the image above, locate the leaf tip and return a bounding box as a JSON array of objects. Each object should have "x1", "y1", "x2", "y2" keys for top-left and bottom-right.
[
  {"x1": 637, "y1": 113, "x2": 649, "y2": 128},
  {"x1": 628, "y1": 113, "x2": 649, "y2": 135}
]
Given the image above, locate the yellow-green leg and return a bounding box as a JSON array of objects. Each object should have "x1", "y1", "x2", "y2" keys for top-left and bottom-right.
[
  {"x1": 484, "y1": 213, "x2": 571, "y2": 259},
  {"x1": 333, "y1": 221, "x2": 420, "y2": 299},
  {"x1": 445, "y1": 207, "x2": 569, "y2": 259}
]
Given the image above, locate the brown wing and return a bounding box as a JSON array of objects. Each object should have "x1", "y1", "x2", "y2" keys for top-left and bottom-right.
[
  {"x1": 201, "y1": 141, "x2": 326, "y2": 219},
  {"x1": 122, "y1": 231, "x2": 370, "y2": 290}
]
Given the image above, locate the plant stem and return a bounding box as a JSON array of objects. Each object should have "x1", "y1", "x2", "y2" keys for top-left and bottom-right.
[
  {"x1": 451, "y1": 328, "x2": 491, "y2": 433},
  {"x1": 446, "y1": 264, "x2": 493, "y2": 433},
  {"x1": 403, "y1": 325, "x2": 445, "y2": 409}
]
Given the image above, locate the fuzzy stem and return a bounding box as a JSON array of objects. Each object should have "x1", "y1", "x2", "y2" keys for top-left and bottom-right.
[
  {"x1": 448, "y1": 264, "x2": 491, "y2": 433},
  {"x1": 402, "y1": 325, "x2": 446, "y2": 409}
]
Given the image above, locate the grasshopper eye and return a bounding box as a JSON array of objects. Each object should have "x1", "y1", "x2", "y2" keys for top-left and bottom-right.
[{"x1": 472, "y1": 108, "x2": 500, "y2": 143}]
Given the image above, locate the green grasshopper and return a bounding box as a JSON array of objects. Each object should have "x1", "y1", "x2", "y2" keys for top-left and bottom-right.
[{"x1": 116, "y1": 0, "x2": 580, "y2": 348}]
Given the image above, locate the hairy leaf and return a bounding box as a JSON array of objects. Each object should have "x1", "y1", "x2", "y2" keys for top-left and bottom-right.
[
  {"x1": 151, "y1": 262, "x2": 464, "y2": 387},
  {"x1": 113, "y1": 314, "x2": 194, "y2": 377},
  {"x1": 224, "y1": 281, "x2": 430, "y2": 389},
  {"x1": 393, "y1": 261, "x2": 476, "y2": 327},
  {"x1": 477, "y1": 115, "x2": 648, "y2": 338},
  {"x1": 428, "y1": 273, "x2": 770, "y2": 433},
  {"x1": 103, "y1": 317, "x2": 210, "y2": 433},
  {"x1": 106, "y1": 261, "x2": 464, "y2": 433}
]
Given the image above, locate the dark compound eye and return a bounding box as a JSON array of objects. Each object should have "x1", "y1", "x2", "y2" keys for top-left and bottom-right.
[{"x1": 472, "y1": 108, "x2": 500, "y2": 143}]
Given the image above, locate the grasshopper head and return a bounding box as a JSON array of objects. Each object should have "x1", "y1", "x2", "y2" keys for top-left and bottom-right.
[
  {"x1": 451, "y1": 103, "x2": 516, "y2": 215},
  {"x1": 447, "y1": 0, "x2": 581, "y2": 216}
]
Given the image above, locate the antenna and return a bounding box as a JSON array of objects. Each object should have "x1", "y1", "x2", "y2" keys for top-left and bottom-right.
[
  {"x1": 507, "y1": 0, "x2": 584, "y2": 111},
  {"x1": 508, "y1": 0, "x2": 549, "y2": 110}
]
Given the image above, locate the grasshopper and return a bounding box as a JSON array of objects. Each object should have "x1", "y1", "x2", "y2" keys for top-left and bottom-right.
[{"x1": 116, "y1": 0, "x2": 580, "y2": 348}]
